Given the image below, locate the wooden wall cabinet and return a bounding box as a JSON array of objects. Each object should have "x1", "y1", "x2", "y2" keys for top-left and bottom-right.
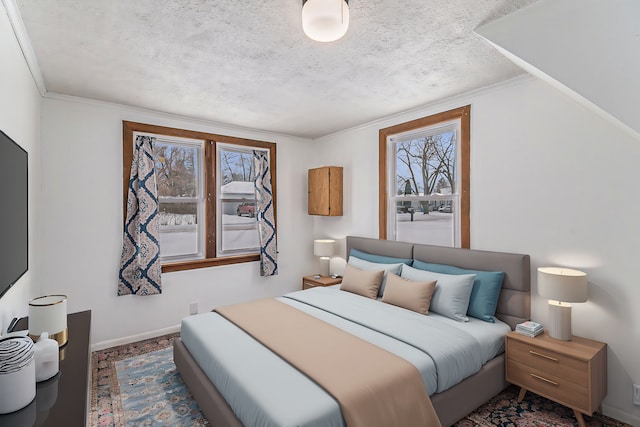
[{"x1": 308, "y1": 166, "x2": 343, "y2": 216}]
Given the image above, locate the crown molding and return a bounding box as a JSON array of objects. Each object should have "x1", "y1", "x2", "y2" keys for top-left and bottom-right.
[
  {"x1": 2, "y1": 0, "x2": 47, "y2": 96},
  {"x1": 313, "y1": 73, "x2": 534, "y2": 142},
  {"x1": 43, "y1": 92, "x2": 313, "y2": 143}
]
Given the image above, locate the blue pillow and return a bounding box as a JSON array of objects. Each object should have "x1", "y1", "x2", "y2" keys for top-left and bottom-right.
[
  {"x1": 412, "y1": 260, "x2": 504, "y2": 323},
  {"x1": 349, "y1": 249, "x2": 412, "y2": 266}
]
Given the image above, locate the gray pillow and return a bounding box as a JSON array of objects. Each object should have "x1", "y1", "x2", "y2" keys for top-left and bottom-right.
[
  {"x1": 348, "y1": 256, "x2": 404, "y2": 296},
  {"x1": 400, "y1": 264, "x2": 475, "y2": 322}
]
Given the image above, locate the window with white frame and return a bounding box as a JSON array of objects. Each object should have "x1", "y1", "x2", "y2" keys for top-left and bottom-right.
[
  {"x1": 379, "y1": 106, "x2": 470, "y2": 248},
  {"x1": 122, "y1": 121, "x2": 277, "y2": 272},
  {"x1": 216, "y1": 144, "x2": 265, "y2": 257},
  {"x1": 153, "y1": 135, "x2": 205, "y2": 262}
]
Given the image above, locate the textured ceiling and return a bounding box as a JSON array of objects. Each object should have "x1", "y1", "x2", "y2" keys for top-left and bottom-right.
[{"x1": 15, "y1": 0, "x2": 538, "y2": 138}]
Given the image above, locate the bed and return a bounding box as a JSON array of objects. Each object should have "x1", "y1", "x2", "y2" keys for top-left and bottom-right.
[{"x1": 174, "y1": 236, "x2": 531, "y2": 427}]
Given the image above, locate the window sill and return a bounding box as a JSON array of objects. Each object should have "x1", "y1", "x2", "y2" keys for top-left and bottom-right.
[{"x1": 162, "y1": 254, "x2": 260, "y2": 273}]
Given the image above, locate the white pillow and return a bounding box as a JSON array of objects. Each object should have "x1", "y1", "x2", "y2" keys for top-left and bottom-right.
[
  {"x1": 348, "y1": 256, "x2": 404, "y2": 297},
  {"x1": 400, "y1": 264, "x2": 475, "y2": 322}
]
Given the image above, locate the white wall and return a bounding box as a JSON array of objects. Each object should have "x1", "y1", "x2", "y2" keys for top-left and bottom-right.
[
  {"x1": 476, "y1": 0, "x2": 640, "y2": 139},
  {"x1": 0, "y1": 6, "x2": 42, "y2": 333},
  {"x1": 39, "y1": 95, "x2": 316, "y2": 348},
  {"x1": 313, "y1": 76, "x2": 640, "y2": 424}
]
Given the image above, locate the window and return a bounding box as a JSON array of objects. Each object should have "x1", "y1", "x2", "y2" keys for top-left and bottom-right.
[
  {"x1": 154, "y1": 136, "x2": 205, "y2": 262},
  {"x1": 217, "y1": 144, "x2": 260, "y2": 256},
  {"x1": 378, "y1": 106, "x2": 470, "y2": 248},
  {"x1": 122, "y1": 121, "x2": 277, "y2": 272}
]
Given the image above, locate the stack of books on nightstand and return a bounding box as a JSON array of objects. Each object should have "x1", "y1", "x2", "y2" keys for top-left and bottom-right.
[{"x1": 516, "y1": 321, "x2": 543, "y2": 337}]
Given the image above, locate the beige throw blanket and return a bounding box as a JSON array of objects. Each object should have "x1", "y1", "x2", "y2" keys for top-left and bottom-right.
[{"x1": 216, "y1": 298, "x2": 442, "y2": 427}]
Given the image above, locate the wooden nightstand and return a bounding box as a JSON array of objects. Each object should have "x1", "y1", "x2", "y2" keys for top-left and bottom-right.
[
  {"x1": 302, "y1": 275, "x2": 342, "y2": 290},
  {"x1": 505, "y1": 331, "x2": 607, "y2": 427}
]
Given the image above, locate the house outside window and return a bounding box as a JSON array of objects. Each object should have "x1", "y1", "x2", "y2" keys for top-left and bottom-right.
[
  {"x1": 122, "y1": 121, "x2": 277, "y2": 272},
  {"x1": 379, "y1": 106, "x2": 470, "y2": 248}
]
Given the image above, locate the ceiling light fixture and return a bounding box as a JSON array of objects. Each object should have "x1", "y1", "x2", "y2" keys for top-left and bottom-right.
[{"x1": 302, "y1": 0, "x2": 350, "y2": 43}]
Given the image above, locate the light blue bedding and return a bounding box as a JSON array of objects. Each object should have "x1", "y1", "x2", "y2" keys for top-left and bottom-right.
[
  {"x1": 180, "y1": 286, "x2": 510, "y2": 427},
  {"x1": 181, "y1": 312, "x2": 344, "y2": 427}
]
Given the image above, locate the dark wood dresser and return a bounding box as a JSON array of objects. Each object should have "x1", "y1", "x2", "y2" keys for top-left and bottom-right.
[{"x1": 0, "y1": 310, "x2": 91, "y2": 426}]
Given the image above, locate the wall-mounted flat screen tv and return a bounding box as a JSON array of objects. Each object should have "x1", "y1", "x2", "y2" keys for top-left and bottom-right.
[{"x1": 0, "y1": 129, "x2": 28, "y2": 298}]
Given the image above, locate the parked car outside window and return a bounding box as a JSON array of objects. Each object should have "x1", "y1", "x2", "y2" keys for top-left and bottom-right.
[{"x1": 237, "y1": 201, "x2": 256, "y2": 217}]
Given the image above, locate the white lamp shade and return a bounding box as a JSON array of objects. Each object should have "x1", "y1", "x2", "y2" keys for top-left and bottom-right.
[
  {"x1": 302, "y1": 0, "x2": 349, "y2": 42},
  {"x1": 29, "y1": 295, "x2": 68, "y2": 346},
  {"x1": 537, "y1": 267, "x2": 588, "y2": 303},
  {"x1": 314, "y1": 239, "x2": 335, "y2": 257}
]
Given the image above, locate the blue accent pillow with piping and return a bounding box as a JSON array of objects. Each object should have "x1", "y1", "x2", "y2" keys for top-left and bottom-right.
[
  {"x1": 349, "y1": 249, "x2": 412, "y2": 266},
  {"x1": 412, "y1": 260, "x2": 505, "y2": 323}
]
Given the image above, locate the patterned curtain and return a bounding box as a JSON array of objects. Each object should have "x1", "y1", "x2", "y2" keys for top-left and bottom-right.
[
  {"x1": 254, "y1": 150, "x2": 278, "y2": 276},
  {"x1": 118, "y1": 135, "x2": 162, "y2": 295}
]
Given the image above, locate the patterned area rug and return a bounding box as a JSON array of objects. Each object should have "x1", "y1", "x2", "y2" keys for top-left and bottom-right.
[
  {"x1": 455, "y1": 386, "x2": 630, "y2": 427},
  {"x1": 92, "y1": 334, "x2": 630, "y2": 427},
  {"x1": 91, "y1": 333, "x2": 208, "y2": 426}
]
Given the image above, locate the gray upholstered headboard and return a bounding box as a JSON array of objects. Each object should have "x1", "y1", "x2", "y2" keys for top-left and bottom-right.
[{"x1": 346, "y1": 236, "x2": 530, "y2": 330}]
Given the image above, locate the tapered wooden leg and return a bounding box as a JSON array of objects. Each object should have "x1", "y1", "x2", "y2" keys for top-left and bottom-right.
[
  {"x1": 517, "y1": 387, "x2": 527, "y2": 402},
  {"x1": 573, "y1": 410, "x2": 586, "y2": 427}
]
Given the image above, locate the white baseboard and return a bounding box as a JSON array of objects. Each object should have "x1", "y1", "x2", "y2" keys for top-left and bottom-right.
[
  {"x1": 91, "y1": 324, "x2": 180, "y2": 352},
  {"x1": 602, "y1": 403, "x2": 640, "y2": 427}
]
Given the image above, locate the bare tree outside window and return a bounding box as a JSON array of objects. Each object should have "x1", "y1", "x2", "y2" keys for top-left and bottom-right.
[
  {"x1": 395, "y1": 131, "x2": 456, "y2": 214},
  {"x1": 155, "y1": 143, "x2": 197, "y2": 197},
  {"x1": 220, "y1": 150, "x2": 255, "y2": 185}
]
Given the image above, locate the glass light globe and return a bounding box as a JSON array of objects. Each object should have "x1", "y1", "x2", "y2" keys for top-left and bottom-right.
[{"x1": 302, "y1": 0, "x2": 350, "y2": 43}]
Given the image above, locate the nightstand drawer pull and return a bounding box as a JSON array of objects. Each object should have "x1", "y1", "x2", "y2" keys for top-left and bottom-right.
[
  {"x1": 530, "y1": 373, "x2": 559, "y2": 386},
  {"x1": 529, "y1": 350, "x2": 558, "y2": 362}
]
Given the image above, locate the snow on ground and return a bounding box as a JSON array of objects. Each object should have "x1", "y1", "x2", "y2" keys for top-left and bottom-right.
[
  {"x1": 396, "y1": 212, "x2": 454, "y2": 247},
  {"x1": 160, "y1": 214, "x2": 257, "y2": 257},
  {"x1": 160, "y1": 212, "x2": 454, "y2": 258}
]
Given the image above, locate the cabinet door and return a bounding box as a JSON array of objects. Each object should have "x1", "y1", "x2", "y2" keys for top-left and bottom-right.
[{"x1": 308, "y1": 167, "x2": 342, "y2": 216}]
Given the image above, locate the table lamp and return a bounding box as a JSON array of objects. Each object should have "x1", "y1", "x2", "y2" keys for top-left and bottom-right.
[
  {"x1": 313, "y1": 239, "x2": 335, "y2": 276},
  {"x1": 537, "y1": 267, "x2": 587, "y2": 341},
  {"x1": 28, "y1": 295, "x2": 68, "y2": 347}
]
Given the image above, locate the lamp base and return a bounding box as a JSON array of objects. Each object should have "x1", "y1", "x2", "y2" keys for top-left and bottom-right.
[
  {"x1": 319, "y1": 257, "x2": 330, "y2": 276},
  {"x1": 30, "y1": 328, "x2": 68, "y2": 347},
  {"x1": 547, "y1": 301, "x2": 572, "y2": 341}
]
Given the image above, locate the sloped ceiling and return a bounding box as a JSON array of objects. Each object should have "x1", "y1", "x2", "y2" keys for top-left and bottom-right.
[
  {"x1": 12, "y1": 0, "x2": 538, "y2": 138},
  {"x1": 476, "y1": 0, "x2": 640, "y2": 139}
]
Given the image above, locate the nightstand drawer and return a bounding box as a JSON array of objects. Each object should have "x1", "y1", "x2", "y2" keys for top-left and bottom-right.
[
  {"x1": 302, "y1": 276, "x2": 342, "y2": 290},
  {"x1": 508, "y1": 339, "x2": 589, "y2": 387},
  {"x1": 507, "y1": 359, "x2": 589, "y2": 410},
  {"x1": 303, "y1": 281, "x2": 320, "y2": 289}
]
